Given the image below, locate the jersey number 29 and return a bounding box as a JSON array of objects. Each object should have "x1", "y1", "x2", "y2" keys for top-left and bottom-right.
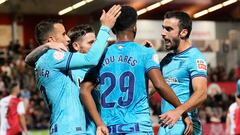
[{"x1": 100, "y1": 71, "x2": 134, "y2": 108}]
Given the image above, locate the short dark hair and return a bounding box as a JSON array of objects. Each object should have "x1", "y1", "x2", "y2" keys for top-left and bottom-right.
[
  {"x1": 164, "y1": 11, "x2": 192, "y2": 39},
  {"x1": 67, "y1": 24, "x2": 95, "y2": 52},
  {"x1": 112, "y1": 6, "x2": 137, "y2": 34},
  {"x1": 8, "y1": 82, "x2": 19, "y2": 93},
  {"x1": 35, "y1": 19, "x2": 63, "y2": 45}
]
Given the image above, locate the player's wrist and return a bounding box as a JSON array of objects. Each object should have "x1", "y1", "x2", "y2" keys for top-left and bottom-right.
[
  {"x1": 175, "y1": 106, "x2": 186, "y2": 116},
  {"x1": 100, "y1": 25, "x2": 111, "y2": 32},
  {"x1": 95, "y1": 119, "x2": 106, "y2": 127},
  {"x1": 23, "y1": 129, "x2": 28, "y2": 134},
  {"x1": 97, "y1": 124, "x2": 106, "y2": 128}
]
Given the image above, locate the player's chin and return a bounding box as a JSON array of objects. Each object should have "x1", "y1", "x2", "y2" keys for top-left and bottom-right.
[{"x1": 165, "y1": 44, "x2": 172, "y2": 50}]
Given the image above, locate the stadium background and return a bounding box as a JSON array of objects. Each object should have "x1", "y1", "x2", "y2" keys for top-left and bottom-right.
[{"x1": 0, "y1": 0, "x2": 239, "y2": 134}]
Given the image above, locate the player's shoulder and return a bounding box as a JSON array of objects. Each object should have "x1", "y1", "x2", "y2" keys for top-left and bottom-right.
[
  {"x1": 41, "y1": 49, "x2": 69, "y2": 62},
  {"x1": 110, "y1": 42, "x2": 156, "y2": 55},
  {"x1": 0, "y1": 95, "x2": 10, "y2": 102},
  {"x1": 187, "y1": 47, "x2": 206, "y2": 62},
  {"x1": 134, "y1": 42, "x2": 157, "y2": 55},
  {"x1": 189, "y1": 47, "x2": 204, "y2": 57},
  {"x1": 229, "y1": 102, "x2": 238, "y2": 111}
]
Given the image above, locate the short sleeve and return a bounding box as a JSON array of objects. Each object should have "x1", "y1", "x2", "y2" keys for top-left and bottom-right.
[
  {"x1": 144, "y1": 48, "x2": 160, "y2": 73},
  {"x1": 17, "y1": 101, "x2": 25, "y2": 115},
  {"x1": 188, "y1": 55, "x2": 207, "y2": 79}
]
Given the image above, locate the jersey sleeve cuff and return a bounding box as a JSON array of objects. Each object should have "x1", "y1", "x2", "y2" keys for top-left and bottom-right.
[
  {"x1": 191, "y1": 74, "x2": 207, "y2": 79},
  {"x1": 100, "y1": 26, "x2": 111, "y2": 34},
  {"x1": 145, "y1": 66, "x2": 160, "y2": 73}
]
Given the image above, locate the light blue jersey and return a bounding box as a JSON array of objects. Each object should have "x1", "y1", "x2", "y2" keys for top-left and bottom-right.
[
  {"x1": 89, "y1": 41, "x2": 160, "y2": 134},
  {"x1": 158, "y1": 47, "x2": 207, "y2": 135},
  {"x1": 35, "y1": 26, "x2": 110, "y2": 135},
  {"x1": 72, "y1": 68, "x2": 100, "y2": 135}
]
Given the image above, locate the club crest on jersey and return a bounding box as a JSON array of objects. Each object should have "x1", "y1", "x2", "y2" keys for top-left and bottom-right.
[
  {"x1": 196, "y1": 59, "x2": 207, "y2": 71},
  {"x1": 53, "y1": 51, "x2": 65, "y2": 61},
  {"x1": 118, "y1": 44, "x2": 123, "y2": 49},
  {"x1": 152, "y1": 54, "x2": 160, "y2": 64}
]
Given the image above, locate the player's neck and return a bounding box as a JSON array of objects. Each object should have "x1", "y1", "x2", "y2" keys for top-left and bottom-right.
[
  {"x1": 116, "y1": 32, "x2": 135, "y2": 42},
  {"x1": 10, "y1": 91, "x2": 19, "y2": 97},
  {"x1": 176, "y1": 39, "x2": 191, "y2": 53},
  {"x1": 10, "y1": 94, "x2": 17, "y2": 97}
]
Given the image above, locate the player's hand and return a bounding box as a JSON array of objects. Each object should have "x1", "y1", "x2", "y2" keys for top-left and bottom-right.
[
  {"x1": 159, "y1": 109, "x2": 182, "y2": 128},
  {"x1": 143, "y1": 40, "x2": 154, "y2": 48},
  {"x1": 96, "y1": 125, "x2": 109, "y2": 135},
  {"x1": 45, "y1": 42, "x2": 68, "y2": 52},
  {"x1": 100, "y1": 5, "x2": 121, "y2": 28},
  {"x1": 23, "y1": 129, "x2": 29, "y2": 135},
  {"x1": 183, "y1": 115, "x2": 193, "y2": 135}
]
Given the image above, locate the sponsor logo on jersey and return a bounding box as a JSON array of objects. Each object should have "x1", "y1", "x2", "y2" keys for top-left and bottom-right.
[
  {"x1": 53, "y1": 51, "x2": 65, "y2": 61},
  {"x1": 165, "y1": 77, "x2": 179, "y2": 84},
  {"x1": 108, "y1": 123, "x2": 140, "y2": 134},
  {"x1": 152, "y1": 54, "x2": 160, "y2": 64},
  {"x1": 196, "y1": 59, "x2": 207, "y2": 71}
]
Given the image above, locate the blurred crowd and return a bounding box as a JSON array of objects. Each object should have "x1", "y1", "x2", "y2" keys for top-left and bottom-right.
[
  {"x1": 0, "y1": 40, "x2": 49, "y2": 129},
  {"x1": 0, "y1": 40, "x2": 239, "y2": 130},
  {"x1": 208, "y1": 63, "x2": 239, "y2": 82}
]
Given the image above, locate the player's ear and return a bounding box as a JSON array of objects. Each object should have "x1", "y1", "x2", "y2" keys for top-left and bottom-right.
[
  {"x1": 72, "y1": 42, "x2": 79, "y2": 51},
  {"x1": 133, "y1": 25, "x2": 137, "y2": 32},
  {"x1": 47, "y1": 36, "x2": 55, "y2": 42},
  {"x1": 180, "y1": 29, "x2": 188, "y2": 39}
]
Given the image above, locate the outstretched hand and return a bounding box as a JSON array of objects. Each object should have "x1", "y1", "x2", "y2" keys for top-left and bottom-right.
[
  {"x1": 100, "y1": 5, "x2": 121, "y2": 28},
  {"x1": 159, "y1": 109, "x2": 182, "y2": 128},
  {"x1": 143, "y1": 40, "x2": 154, "y2": 48}
]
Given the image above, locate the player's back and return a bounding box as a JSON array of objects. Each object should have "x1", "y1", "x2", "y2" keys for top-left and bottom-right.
[
  {"x1": 35, "y1": 49, "x2": 86, "y2": 134},
  {"x1": 98, "y1": 41, "x2": 158, "y2": 134}
]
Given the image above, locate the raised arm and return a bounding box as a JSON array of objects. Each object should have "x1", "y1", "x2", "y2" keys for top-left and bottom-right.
[
  {"x1": 25, "y1": 44, "x2": 49, "y2": 67},
  {"x1": 53, "y1": 5, "x2": 121, "y2": 70},
  {"x1": 70, "y1": 5, "x2": 121, "y2": 67},
  {"x1": 25, "y1": 42, "x2": 68, "y2": 67}
]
